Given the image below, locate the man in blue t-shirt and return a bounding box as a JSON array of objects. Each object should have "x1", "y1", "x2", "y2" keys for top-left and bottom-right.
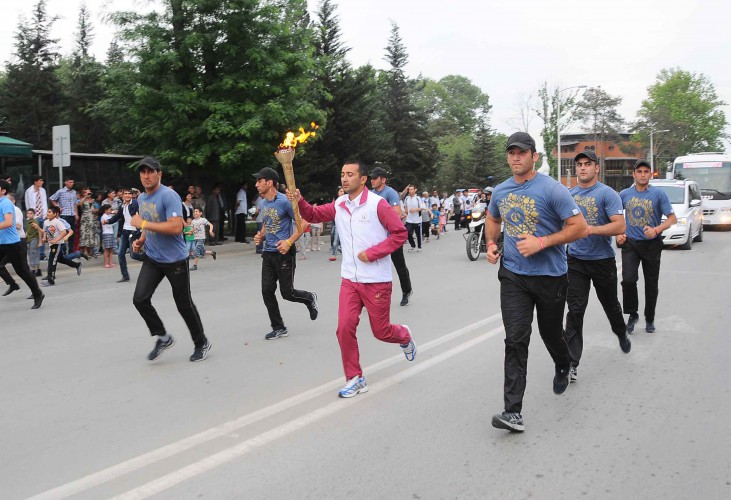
[
  {"x1": 370, "y1": 166, "x2": 413, "y2": 306},
  {"x1": 484, "y1": 132, "x2": 588, "y2": 433},
  {"x1": 0, "y1": 180, "x2": 43, "y2": 308},
  {"x1": 565, "y1": 151, "x2": 631, "y2": 383},
  {"x1": 130, "y1": 157, "x2": 211, "y2": 362},
  {"x1": 616, "y1": 160, "x2": 677, "y2": 334},
  {"x1": 251, "y1": 167, "x2": 318, "y2": 340}
]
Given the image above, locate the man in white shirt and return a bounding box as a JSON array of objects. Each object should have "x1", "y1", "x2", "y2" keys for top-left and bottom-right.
[
  {"x1": 234, "y1": 181, "x2": 250, "y2": 243},
  {"x1": 403, "y1": 185, "x2": 424, "y2": 251},
  {"x1": 24, "y1": 175, "x2": 48, "y2": 259}
]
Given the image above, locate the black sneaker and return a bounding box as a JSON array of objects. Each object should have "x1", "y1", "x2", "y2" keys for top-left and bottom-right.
[
  {"x1": 307, "y1": 292, "x2": 319, "y2": 320},
  {"x1": 553, "y1": 367, "x2": 570, "y2": 394},
  {"x1": 76, "y1": 264, "x2": 82, "y2": 276},
  {"x1": 211, "y1": 251, "x2": 217, "y2": 261},
  {"x1": 117, "y1": 277, "x2": 130, "y2": 283},
  {"x1": 190, "y1": 341, "x2": 211, "y2": 362},
  {"x1": 148, "y1": 335, "x2": 175, "y2": 360},
  {"x1": 265, "y1": 328, "x2": 288, "y2": 340},
  {"x1": 619, "y1": 333, "x2": 632, "y2": 353},
  {"x1": 41, "y1": 279, "x2": 55, "y2": 287},
  {"x1": 569, "y1": 366, "x2": 578, "y2": 383},
  {"x1": 645, "y1": 322, "x2": 656, "y2": 333},
  {"x1": 81, "y1": 253, "x2": 90, "y2": 261},
  {"x1": 492, "y1": 412, "x2": 524, "y2": 432},
  {"x1": 31, "y1": 293, "x2": 44, "y2": 310},
  {"x1": 626, "y1": 313, "x2": 639, "y2": 334},
  {"x1": 2, "y1": 283, "x2": 20, "y2": 296},
  {"x1": 400, "y1": 291, "x2": 412, "y2": 307}
]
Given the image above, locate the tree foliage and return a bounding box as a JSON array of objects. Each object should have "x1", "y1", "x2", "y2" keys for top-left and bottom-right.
[
  {"x1": 635, "y1": 68, "x2": 728, "y2": 162},
  {"x1": 0, "y1": 0, "x2": 62, "y2": 149},
  {"x1": 535, "y1": 82, "x2": 581, "y2": 178},
  {"x1": 574, "y1": 87, "x2": 626, "y2": 164}
]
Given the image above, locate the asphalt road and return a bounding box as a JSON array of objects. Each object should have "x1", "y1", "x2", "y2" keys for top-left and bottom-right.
[{"x1": 2, "y1": 229, "x2": 730, "y2": 499}]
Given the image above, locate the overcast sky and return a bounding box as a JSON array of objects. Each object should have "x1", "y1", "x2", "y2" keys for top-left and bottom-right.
[{"x1": 1, "y1": 0, "x2": 729, "y2": 152}]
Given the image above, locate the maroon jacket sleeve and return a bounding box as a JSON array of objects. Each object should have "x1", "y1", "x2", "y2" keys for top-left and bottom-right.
[
  {"x1": 365, "y1": 198, "x2": 407, "y2": 262},
  {"x1": 298, "y1": 197, "x2": 336, "y2": 223}
]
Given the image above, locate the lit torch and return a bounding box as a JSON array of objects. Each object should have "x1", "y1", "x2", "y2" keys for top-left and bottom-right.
[{"x1": 274, "y1": 122, "x2": 318, "y2": 225}]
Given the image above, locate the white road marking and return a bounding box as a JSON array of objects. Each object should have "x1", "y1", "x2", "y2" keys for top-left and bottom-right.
[
  {"x1": 111, "y1": 324, "x2": 506, "y2": 500},
  {"x1": 28, "y1": 313, "x2": 503, "y2": 500}
]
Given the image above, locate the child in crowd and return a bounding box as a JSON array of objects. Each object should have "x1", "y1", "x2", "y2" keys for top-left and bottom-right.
[
  {"x1": 25, "y1": 209, "x2": 43, "y2": 276},
  {"x1": 191, "y1": 208, "x2": 216, "y2": 270},
  {"x1": 42, "y1": 206, "x2": 81, "y2": 286},
  {"x1": 430, "y1": 203, "x2": 441, "y2": 240},
  {"x1": 100, "y1": 204, "x2": 116, "y2": 268},
  {"x1": 183, "y1": 216, "x2": 195, "y2": 260}
]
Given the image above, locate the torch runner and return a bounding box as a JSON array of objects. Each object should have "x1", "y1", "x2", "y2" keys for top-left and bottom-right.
[{"x1": 274, "y1": 123, "x2": 318, "y2": 227}]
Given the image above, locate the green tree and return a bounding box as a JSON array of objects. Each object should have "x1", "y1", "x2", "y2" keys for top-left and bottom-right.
[
  {"x1": 635, "y1": 68, "x2": 728, "y2": 163},
  {"x1": 535, "y1": 82, "x2": 581, "y2": 178},
  {"x1": 574, "y1": 87, "x2": 625, "y2": 175},
  {"x1": 380, "y1": 22, "x2": 436, "y2": 186},
  {"x1": 295, "y1": 0, "x2": 387, "y2": 201},
  {"x1": 102, "y1": 0, "x2": 323, "y2": 178},
  {"x1": 0, "y1": 0, "x2": 62, "y2": 149},
  {"x1": 57, "y1": 3, "x2": 108, "y2": 152}
]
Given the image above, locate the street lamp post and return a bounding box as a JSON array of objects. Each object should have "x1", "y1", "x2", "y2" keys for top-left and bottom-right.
[
  {"x1": 649, "y1": 129, "x2": 670, "y2": 176},
  {"x1": 556, "y1": 85, "x2": 588, "y2": 184}
]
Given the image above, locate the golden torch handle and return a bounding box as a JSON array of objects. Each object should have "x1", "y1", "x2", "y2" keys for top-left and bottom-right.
[{"x1": 274, "y1": 148, "x2": 302, "y2": 226}]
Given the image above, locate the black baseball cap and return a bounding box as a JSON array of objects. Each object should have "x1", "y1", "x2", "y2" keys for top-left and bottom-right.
[
  {"x1": 505, "y1": 132, "x2": 536, "y2": 151},
  {"x1": 252, "y1": 167, "x2": 279, "y2": 183},
  {"x1": 574, "y1": 151, "x2": 598, "y2": 163},
  {"x1": 369, "y1": 166, "x2": 389, "y2": 179},
  {"x1": 137, "y1": 157, "x2": 162, "y2": 172},
  {"x1": 634, "y1": 160, "x2": 651, "y2": 170}
]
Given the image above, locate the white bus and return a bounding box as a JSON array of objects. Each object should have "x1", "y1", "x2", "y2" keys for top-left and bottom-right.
[{"x1": 672, "y1": 152, "x2": 731, "y2": 227}]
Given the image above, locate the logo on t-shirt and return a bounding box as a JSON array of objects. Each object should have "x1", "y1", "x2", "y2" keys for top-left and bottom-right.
[
  {"x1": 263, "y1": 206, "x2": 283, "y2": 234},
  {"x1": 573, "y1": 195, "x2": 599, "y2": 225},
  {"x1": 625, "y1": 197, "x2": 654, "y2": 227},
  {"x1": 499, "y1": 193, "x2": 539, "y2": 237}
]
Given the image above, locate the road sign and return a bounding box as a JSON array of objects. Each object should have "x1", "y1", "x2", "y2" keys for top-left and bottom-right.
[{"x1": 52, "y1": 125, "x2": 71, "y2": 168}]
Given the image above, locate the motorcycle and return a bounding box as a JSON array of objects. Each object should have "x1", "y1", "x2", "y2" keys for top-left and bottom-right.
[{"x1": 464, "y1": 202, "x2": 503, "y2": 261}]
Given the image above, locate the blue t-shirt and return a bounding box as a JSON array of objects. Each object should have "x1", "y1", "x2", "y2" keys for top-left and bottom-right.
[
  {"x1": 0, "y1": 196, "x2": 20, "y2": 244},
  {"x1": 567, "y1": 182, "x2": 624, "y2": 260},
  {"x1": 488, "y1": 173, "x2": 581, "y2": 276},
  {"x1": 431, "y1": 209, "x2": 440, "y2": 225},
  {"x1": 619, "y1": 185, "x2": 674, "y2": 241},
  {"x1": 373, "y1": 185, "x2": 401, "y2": 208},
  {"x1": 261, "y1": 192, "x2": 295, "y2": 253},
  {"x1": 137, "y1": 185, "x2": 188, "y2": 263}
]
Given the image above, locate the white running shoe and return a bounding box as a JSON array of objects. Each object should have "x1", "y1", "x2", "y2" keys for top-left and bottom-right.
[{"x1": 338, "y1": 375, "x2": 368, "y2": 398}]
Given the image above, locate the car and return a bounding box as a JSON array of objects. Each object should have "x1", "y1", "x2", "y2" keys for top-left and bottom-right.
[{"x1": 649, "y1": 178, "x2": 704, "y2": 249}]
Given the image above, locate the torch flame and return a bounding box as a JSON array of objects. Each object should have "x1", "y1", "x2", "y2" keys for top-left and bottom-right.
[{"x1": 278, "y1": 122, "x2": 319, "y2": 149}]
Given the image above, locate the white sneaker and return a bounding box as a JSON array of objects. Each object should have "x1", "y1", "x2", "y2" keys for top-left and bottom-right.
[
  {"x1": 338, "y1": 375, "x2": 368, "y2": 398},
  {"x1": 401, "y1": 326, "x2": 417, "y2": 361}
]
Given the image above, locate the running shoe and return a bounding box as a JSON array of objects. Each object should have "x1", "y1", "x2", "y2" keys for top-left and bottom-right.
[
  {"x1": 553, "y1": 366, "x2": 570, "y2": 394},
  {"x1": 569, "y1": 366, "x2": 578, "y2": 383},
  {"x1": 148, "y1": 335, "x2": 175, "y2": 360},
  {"x1": 265, "y1": 328, "x2": 288, "y2": 340},
  {"x1": 400, "y1": 291, "x2": 412, "y2": 307},
  {"x1": 338, "y1": 375, "x2": 368, "y2": 398},
  {"x1": 190, "y1": 341, "x2": 212, "y2": 362},
  {"x1": 645, "y1": 322, "x2": 656, "y2": 333},
  {"x1": 76, "y1": 264, "x2": 82, "y2": 276},
  {"x1": 212, "y1": 251, "x2": 217, "y2": 261},
  {"x1": 491, "y1": 412, "x2": 524, "y2": 432},
  {"x1": 307, "y1": 292, "x2": 319, "y2": 320},
  {"x1": 626, "y1": 313, "x2": 639, "y2": 334},
  {"x1": 619, "y1": 333, "x2": 632, "y2": 352},
  {"x1": 400, "y1": 327, "x2": 417, "y2": 361}
]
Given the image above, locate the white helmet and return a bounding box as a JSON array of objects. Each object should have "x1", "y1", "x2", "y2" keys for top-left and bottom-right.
[{"x1": 247, "y1": 206, "x2": 256, "y2": 216}]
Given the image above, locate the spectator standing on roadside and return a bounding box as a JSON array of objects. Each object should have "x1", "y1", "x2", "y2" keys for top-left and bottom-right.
[
  {"x1": 484, "y1": 132, "x2": 587, "y2": 433},
  {"x1": 451, "y1": 190, "x2": 462, "y2": 231},
  {"x1": 403, "y1": 185, "x2": 424, "y2": 252},
  {"x1": 25, "y1": 209, "x2": 43, "y2": 276},
  {"x1": 370, "y1": 168, "x2": 413, "y2": 306},
  {"x1": 564, "y1": 151, "x2": 631, "y2": 384},
  {"x1": 234, "y1": 181, "x2": 250, "y2": 243},
  {"x1": 103, "y1": 188, "x2": 141, "y2": 283},
  {"x1": 616, "y1": 160, "x2": 677, "y2": 334},
  {"x1": 130, "y1": 157, "x2": 212, "y2": 362},
  {"x1": 24, "y1": 175, "x2": 48, "y2": 260}
]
